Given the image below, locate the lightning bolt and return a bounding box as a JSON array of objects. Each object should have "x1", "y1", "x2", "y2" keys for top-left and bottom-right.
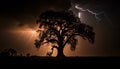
[
  {"x1": 70, "y1": 3, "x2": 113, "y2": 27},
  {"x1": 75, "y1": 5, "x2": 103, "y2": 22}
]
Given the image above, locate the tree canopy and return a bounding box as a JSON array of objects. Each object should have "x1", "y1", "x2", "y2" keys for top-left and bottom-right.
[{"x1": 35, "y1": 10, "x2": 95, "y2": 58}]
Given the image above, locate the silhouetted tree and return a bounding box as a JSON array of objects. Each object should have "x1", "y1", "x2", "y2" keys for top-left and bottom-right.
[
  {"x1": 0, "y1": 48, "x2": 17, "y2": 56},
  {"x1": 26, "y1": 53, "x2": 30, "y2": 57},
  {"x1": 35, "y1": 10, "x2": 95, "y2": 58},
  {"x1": 8, "y1": 48, "x2": 17, "y2": 56},
  {"x1": 0, "y1": 49, "x2": 9, "y2": 56}
]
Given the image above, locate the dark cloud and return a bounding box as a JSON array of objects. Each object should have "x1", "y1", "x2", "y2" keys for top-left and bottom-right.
[{"x1": 0, "y1": 0, "x2": 71, "y2": 29}]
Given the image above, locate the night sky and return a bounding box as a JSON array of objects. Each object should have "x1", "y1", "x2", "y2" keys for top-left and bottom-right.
[{"x1": 0, "y1": 0, "x2": 120, "y2": 56}]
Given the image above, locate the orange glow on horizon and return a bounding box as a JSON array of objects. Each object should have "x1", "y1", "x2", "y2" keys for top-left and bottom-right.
[{"x1": 7, "y1": 25, "x2": 81, "y2": 57}]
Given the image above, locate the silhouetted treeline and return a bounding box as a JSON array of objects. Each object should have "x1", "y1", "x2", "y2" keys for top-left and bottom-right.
[{"x1": 0, "y1": 48, "x2": 17, "y2": 56}]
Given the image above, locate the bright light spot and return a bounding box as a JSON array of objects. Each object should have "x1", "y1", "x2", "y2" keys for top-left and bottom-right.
[
  {"x1": 78, "y1": 12, "x2": 81, "y2": 18},
  {"x1": 31, "y1": 30, "x2": 36, "y2": 37},
  {"x1": 75, "y1": 5, "x2": 86, "y2": 11},
  {"x1": 32, "y1": 30, "x2": 36, "y2": 34},
  {"x1": 74, "y1": 5, "x2": 86, "y2": 19}
]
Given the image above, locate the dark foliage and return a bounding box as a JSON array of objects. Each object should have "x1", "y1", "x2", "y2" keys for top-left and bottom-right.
[
  {"x1": 35, "y1": 10, "x2": 95, "y2": 58},
  {"x1": 0, "y1": 48, "x2": 17, "y2": 56}
]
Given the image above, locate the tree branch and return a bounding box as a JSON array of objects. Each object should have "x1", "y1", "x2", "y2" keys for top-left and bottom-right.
[
  {"x1": 46, "y1": 38, "x2": 59, "y2": 45},
  {"x1": 63, "y1": 34, "x2": 75, "y2": 47}
]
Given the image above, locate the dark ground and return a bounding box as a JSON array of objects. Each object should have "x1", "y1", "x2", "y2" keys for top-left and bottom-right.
[{"x1": 0, "y1": 56, "x2": 120, "y2": 68}]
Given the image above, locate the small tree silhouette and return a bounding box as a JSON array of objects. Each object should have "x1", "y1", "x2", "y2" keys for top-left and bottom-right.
[
  {"x1": 26, "y1": 53, "x2": 30, "y2": 57},
  {"x1": 0, "y1": 48, "x2": 17, "y2": 56},
  {"x1": 34, "y1": 10, "x2": 95, "y2": 58}
]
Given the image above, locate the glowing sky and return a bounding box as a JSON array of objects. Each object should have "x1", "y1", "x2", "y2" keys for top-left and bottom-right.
[{"x1": 0, "y1": 0, "x2": 120, "y2": 56}]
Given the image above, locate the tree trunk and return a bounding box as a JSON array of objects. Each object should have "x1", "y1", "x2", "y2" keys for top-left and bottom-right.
[
  {"x1": 56, "y1": 34, "x2": 66, "y2": 59},
  {"x1": 56, "y1": 45, "x2": 65, "y2": 59}
]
